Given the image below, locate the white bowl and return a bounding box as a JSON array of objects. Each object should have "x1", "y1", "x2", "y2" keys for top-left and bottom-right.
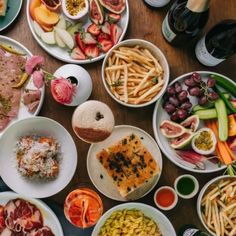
[
  {"x1": 154, "y1": 186, "x2": 178, "y2": 211},
  {"x1": 197, "y1": 175, "x2": 236, "y2": 236},
  {"x1": 153, "y1": 71, "x2": 231, "y2": 173},
  {"x1": 62, "y1": 0, "x2": 89, "y2": 20},
  {"x1": 174, "y1": 174, "x2": 199, "y2": 199},
  {"x1": 92, "y1": 202, "x2": 176, "y2": 236},
  {"x1": 101, "y1": 39, "x2": 170, "y2": 108},
  {"x1": 0, "y1": 116, "x2": 78, "y2": 198}
]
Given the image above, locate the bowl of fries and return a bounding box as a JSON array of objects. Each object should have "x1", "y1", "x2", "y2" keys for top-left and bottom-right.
[
  {"x1": 197, "y1": 175, "x2": 236, "y2": 236},
  {"x1": 102, "y1": 39, "x2": 169, "y2": 107}
]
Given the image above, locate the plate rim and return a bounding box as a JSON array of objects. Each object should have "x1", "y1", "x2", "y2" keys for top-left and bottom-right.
[
  {"x1": 152, "y1": 70, "x2": 231, "y2": 173},
  {"x1": 91, "y1": 202, "x2": 176, "y2": 236},
  {"x1": 0, "y1": 191, "x2": 64, "y2": 236},
  {"x1": 26, "y1": 0, "x2": 130, "y2": 64},
  {"x1": 0, "y1": 0, "x2": 23, "y2": 31},
  {"x1": 0, "y1": 35, "x2": 45, "y2": 136},
  {"x1": 87, "y1": 125, "x2": 163, "y2": 201},
  {"x1": 0, "y1": 116, "x2": 78, "y2": 198}
]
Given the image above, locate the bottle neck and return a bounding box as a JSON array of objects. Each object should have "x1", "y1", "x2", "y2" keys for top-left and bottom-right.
[{"x1": 186, "y1": 0, "x2": 210, "y2": 12}]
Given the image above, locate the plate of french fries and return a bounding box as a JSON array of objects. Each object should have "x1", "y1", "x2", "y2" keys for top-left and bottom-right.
[
  {"x1": 197, "y1": 176, "x2": 236, "y2": 236},
  {"x1": 101, "y1": 39, "x2": 169, "y2": 107}
]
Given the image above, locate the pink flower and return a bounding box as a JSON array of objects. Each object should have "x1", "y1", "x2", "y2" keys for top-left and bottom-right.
[
  {"x1": 25, "y1": 56, "x2": 44, "y2": 75},
  {"x1": 32, "y1": 70, "x2": 44, "y2": 89},
  {"x1": 51, "y1": 78, "x2": 75, "y2": 104}
]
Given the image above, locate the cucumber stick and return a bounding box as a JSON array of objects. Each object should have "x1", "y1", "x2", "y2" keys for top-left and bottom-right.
[
  {"x1": 215, "y1": 99, "x2": 228, "y2": 141},
  {"x1": 194, "y1": 109, "x2": 217, "y2": 119}
]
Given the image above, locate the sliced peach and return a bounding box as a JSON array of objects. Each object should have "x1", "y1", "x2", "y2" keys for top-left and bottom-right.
[
  {"x1": 34, "y1": 5, "x2": 59, "y2": 26},
  {"x1": 40, "y1": 23, "x2": 54, "y2": 32},
  {"x1": 29, "y1": 0, "x2": 41, "y2": 20}
]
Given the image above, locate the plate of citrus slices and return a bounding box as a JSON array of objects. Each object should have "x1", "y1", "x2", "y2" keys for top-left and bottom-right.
[{"x1": 26, "y1": 0, "x2": 129, "y2": 64}]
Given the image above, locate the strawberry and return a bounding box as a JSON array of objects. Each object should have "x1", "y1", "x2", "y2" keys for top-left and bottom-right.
[
  {"x1": 98, "y1": 38, "x2": 113, "y2": 53},
  {"x1": 75, "y1": 33, "x2": 86, "y2": 52},
  {"x1": 110, "y1": 24, "x2": 122, "y2": 44},
  {"x1": 81, "y1": 32, "x2": 97, "y2": 44},
  {"x1": 97, "y1": 32, "x2": 111, "y2": 41},
  {"x1": 101, "y1": 22, "x2": 111, "y2": 35},
  {"x1": 87, "y1": 23, "x2": 101, "y2": 36},
  {"x1": 71, "y1": 47, "x2": 86, "y2": 60},
  {"x1": 84, "y1": 45, "x2": 99, "y2": 58},
  {"x1": 108, "y1": 13, "x2": 121, "y2": 23}
]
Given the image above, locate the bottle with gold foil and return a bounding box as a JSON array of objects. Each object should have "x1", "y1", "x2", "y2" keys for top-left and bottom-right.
[{"x1": 162, "y1": 0, "x2": 210, "y2": 46}]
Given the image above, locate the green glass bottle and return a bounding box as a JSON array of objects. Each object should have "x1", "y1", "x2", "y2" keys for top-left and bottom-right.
[{"x1": 178, "y1": 225, "x2": 210, "y2": 236}]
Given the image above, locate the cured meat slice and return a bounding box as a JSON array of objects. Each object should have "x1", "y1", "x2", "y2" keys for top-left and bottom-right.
[
  {"x1": 0, "y1": 205, "x2": 5, "y2": 233},
  {"x1": 0, "y1": 115, "x2": 11, "y2": 131},
  {"x1": 27, "y1": 226, "x2": 55, "y2": 236},
  {"x1": 0, "y1": 228, "x2": 13, "y2": 236},
  {"x1": 4, "y1": 199, "x2": 43, "y2": 233},
  {"x1": 22, "y1": 90, "x2": 41, "y2": 106}
]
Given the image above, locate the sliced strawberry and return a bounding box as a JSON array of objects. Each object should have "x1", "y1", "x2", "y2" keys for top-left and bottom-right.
[
  {"x1": 97, "y1": 32, "x2": 111, "y2": 41},
  {"x1": 98, "y1": 38, "x2": 113, "y2": 53},
  {"x1": 108, "y1": 13, "x2": 121, "y2": 23},
  {"x1": 101, "y1": 21, "x2": 111, "y2": 35},
  {"x1": 87, "y1": 23, "x2": 101, "y2": 36},
  {"x1": 110, "y1": 24, "x2": 122, "y2": 44},
  {"x1": 84, "y1": 45, "x2": 99, "y2": 58},
  {"x1": 75, "y1": 33, "x2": 86, "y2": 52},
  {"x1": 82, "y1": 32, "x2": 97, "y2": 44},
  {"x1": 71, "y1": 47, "x2": 86, "y2": 60}
]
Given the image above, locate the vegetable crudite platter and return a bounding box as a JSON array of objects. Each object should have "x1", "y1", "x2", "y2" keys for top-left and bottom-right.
[
  {"x1": 92, "y1": 202, "x2": 176, "y2": 236},
  {"x1": 0, "y1": 117, "x2": 77, "y2": 198},
  {"x1": 87, "y1": 125, "x2": 163, "y2": 201},
  {"x1": 0, "y1": 36, "x2": 44, "y2": 136},
  {"x1": 0, "y1": 0, "x2": 23, "y2": 31},
  {"x1": 153, "y1": 71, "x2": 236, "y2": 174},
  {"x1": 0, "y1": 191, "x2": 63, "y2": 235},
  {"x1": 26, "y1": 0, "x2": 129, "y2": 64}
]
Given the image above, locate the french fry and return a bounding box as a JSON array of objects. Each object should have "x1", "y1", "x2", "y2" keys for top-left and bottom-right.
[{"x1": 123, "y1": 65, "x2": 128, "y2": 103}]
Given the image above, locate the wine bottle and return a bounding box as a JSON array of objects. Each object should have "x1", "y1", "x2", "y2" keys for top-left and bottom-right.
[
  {"x1": 144, "y1": 0, "x2": 170, "y2": 8},
  {"x1": 162, "y1": 0, "x2": 210, "y2": 46},
  {"x1": 178, "y1": 225, "x2": 210, "y2": 236},
  {"x1": 195, "y1": 19, "x2": 236, "y2": 66}
]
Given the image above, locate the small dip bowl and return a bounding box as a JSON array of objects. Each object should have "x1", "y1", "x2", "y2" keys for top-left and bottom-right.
[
  {"x1": 154, "y1": 186, "x2": 178, "y2": 211},
  {"x1": 62, "y1": 0, "x2": 89, "y2": 20},
  {"x1": 174, "y1": 174, "x2": 199, "y2": 199}
]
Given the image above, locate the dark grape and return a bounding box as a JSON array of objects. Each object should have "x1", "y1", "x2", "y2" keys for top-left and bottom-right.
[
  {"x1": 188, "y1": 87, "x2": 201, "y2": 96},
  {"x1": 171, "y1": 111, "x2": 179, "y2": 122},
  {"x1": 198, "y1": 96, "x2": 208, "y2": 105},
  {"x1": 169, "y1": 96, "x2": 179, "y2": 107},
  {"x1": 207, "y1": 78, "x2": 216, "y2": 88},
  {"x1": 178, "y1": 90, "x2": 188, "y2": 102},
  {"x1": 174, "y1": 82, "x2": 182, "y2": 93},
  {"x1": 177, "y1": 109, "x2": 188, "y2": 120},
  {"x1": 181, "y1": 102, "x2": 192, "y2": 110},
  {"x1": 167, "y1": 86, "x2": 176, "y2": 95},
  {"x1": 208, "y1": 92, "x2": 219, "y2": 101},
  {"x1": 184, "y1": 78, "x2": 196, "y2": 87},
  {"x1": 164, "y1": 103, "x2": 176, "y2": 114},
  {"x1": 191, "y1": 72, "x2": 202, "y2": 83}
]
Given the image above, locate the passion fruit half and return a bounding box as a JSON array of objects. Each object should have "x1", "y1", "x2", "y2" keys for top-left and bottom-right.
[{"x1": 41, "y1": 0, "x2": 61, "y2": 11}]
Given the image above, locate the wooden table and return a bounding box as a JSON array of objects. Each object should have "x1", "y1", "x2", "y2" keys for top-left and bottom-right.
[{"x1": 3, "y1": 0, "x2": 236, "y2": 233}]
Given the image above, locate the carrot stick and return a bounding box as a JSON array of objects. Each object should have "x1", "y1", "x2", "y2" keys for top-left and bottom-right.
[
  {"x1": 211, "y1": 121, "x2": 233, "y2": 165},
  {"x1": 225, "y1": 143, "x2": 236, "y2": 161}
]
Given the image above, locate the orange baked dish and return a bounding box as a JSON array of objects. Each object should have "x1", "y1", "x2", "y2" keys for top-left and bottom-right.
[{"x1": 96, "y1": 133, "x2": 160, "y2": 198}]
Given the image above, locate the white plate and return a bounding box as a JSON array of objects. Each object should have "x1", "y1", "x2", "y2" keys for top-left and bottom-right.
[
  {"x1": 87, "y1": 125, "x2": 162, "y2": 201},
  {"x1": 153, "y1": 71, "x2": 231, "y2": 173},
  {"x1": 0, "y1": 117, "x2": 77, "y2": 198},
  {"x1": 0, "y1": 35, "x2": 45, "y2": 136},
  {"x1": 92, "y1": 202, "x2": 176, "y2": 236},
  {"x1": 197, "y1": 176, "x2": 236, "y2": 236},
  {"x1": 26, "y1": 0, "x2": 129, "y2": 64},
  {"x1": 0, "y1": 191, "x2": 64, "y2": 236}
]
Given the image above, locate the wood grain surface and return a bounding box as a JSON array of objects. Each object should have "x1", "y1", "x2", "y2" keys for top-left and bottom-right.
[{"x1": 2, "y1": 0, "x2": 236, "y2": 233}]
